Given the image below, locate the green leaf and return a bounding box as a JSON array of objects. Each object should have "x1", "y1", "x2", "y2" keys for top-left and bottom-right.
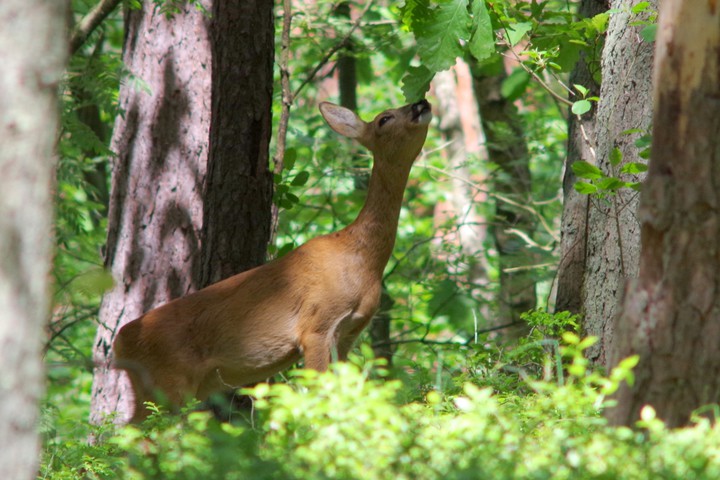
[
  {"x1": 402, "y1": 65, "x2": 435, "y2": 102},
  {"x1": 597, "y1": 177, "x2": 625, "y2": 191},
  {"x1": 640, "y1": 24, "x2": 657, "y2": 43},
  {"x1": 291, "y1": 170, "x2": 310, "y2": 186},
  {"x1": 620, "y1": 162, "x2": 648, "y2": 175},
  {"x1": 631, "y1": 1, "x2": 651, "y2": 14},
  {"x1": 414, "y1": 0, "x2": 472, "y2": 72},
  {"x1": 505, "y1": 22, "x2": 532, "y2": 46},
  {"x1": 634, "y1": 134, "x2": 652, "y2": 149},
  {"x1": 501, "y1": 68, "x2": 531, "y2": 101},
  {"x1": 590, "y1": 12, "x2": 609, "y2": 34},
  {"x1": 68, "y1": 267, "x2": 114, "y2": 299},
  {"x1": 609, "y1": 147, "x2": 623, "y2": 166},
  {"x1": 571, "y1": 161, "x2": 603, "y2": 180},
  {"x1": 571, "y1": 99, "x2": 592, "y2": 115},
  {"x1": 277, "y1": 242, "x2": 295, "y2": 258},
  {"x1": 573, "y1": 84, "x2": 589, "y2": 97},
  {"x1": 468, "y1": 0, "x2": 494, "y2": 62},
  {"x1": 284, "y1": 147, "x2": 297, "y2": 171},
  {"x1": 574, "y1": 181, "x2": 598, "y2": 195}
]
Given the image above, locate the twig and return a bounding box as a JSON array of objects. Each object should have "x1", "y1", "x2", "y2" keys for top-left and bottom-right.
[
  {"x1": 421, "y1": 163, "x2": 560, "y2": 243},
  {"x1": 272, "y1": 0, "x2": 294, "y2": 176},
  {"x1": 372, "y1": 321, "x2": 523, "y2": 348},
  {"x1": 270, "y1": 0, "x2": 374, "y2": 246},
  {"x1": 70, "y1": 0, "x2": 122, "y2": 55},
  {"x1": 292, "y1": 0, "x2": 374, "y2": 99}
]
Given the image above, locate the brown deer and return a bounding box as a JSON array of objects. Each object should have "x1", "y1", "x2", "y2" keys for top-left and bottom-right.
[{"x1": 113, "y1": 99, "x2": 432, "y2": 422}]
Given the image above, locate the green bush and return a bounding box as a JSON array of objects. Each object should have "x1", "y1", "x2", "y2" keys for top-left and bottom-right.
[{"x1": 41, "y1": 330, "x2": 720, "y2": 479}]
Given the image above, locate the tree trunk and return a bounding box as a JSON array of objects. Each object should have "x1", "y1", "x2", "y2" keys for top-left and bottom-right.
[
  {"x1": 554, "y1": 0, "x2": 605, "y2": 315},
  {"x1": 199, "y1": 0, "x2": 274, "y2": 418},
  {"x1": 0, "y1": 1, "x2": 68, "y2": 477},
  {"x1": 200, "y1": 0, "x2": 274, "y2": 286},
  {"x1": 607, "y1": 0, "x2": 720, "y2": 428},
  {"x1": 579, "y1": 0, "x2": 654, "y2": 366},
  {"x1": 472, "y1": 62, "x2": 536, "y2": 337},
  {"x1": 90, "y1": 1, "x2": 213, "y2": 423}
]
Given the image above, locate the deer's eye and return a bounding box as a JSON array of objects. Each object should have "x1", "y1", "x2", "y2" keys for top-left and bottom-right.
[{"x1": 378, "y1": 115, "x2": 393, "y2": 127}]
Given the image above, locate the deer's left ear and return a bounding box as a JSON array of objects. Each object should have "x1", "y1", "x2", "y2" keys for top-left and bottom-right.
[{"x1": 319, "y1": 102, "x2": 367, "y2": 139}]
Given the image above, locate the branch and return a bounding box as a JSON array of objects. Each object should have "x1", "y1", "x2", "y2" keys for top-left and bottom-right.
[
  {"x1": 292, "y1": 0, "x2": 374, "y2": 99},
  {"x1": 272, "y1": 0, "x2": 294, "y2": 176},
  {"x1": 70, "y1": 0, "x2": 122, "y2": 55},
  {"x1": 371, "y1": 321, "x2": 524, "y2": 349}
]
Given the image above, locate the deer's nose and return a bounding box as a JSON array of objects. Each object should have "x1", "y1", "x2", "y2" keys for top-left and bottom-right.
[{"x1": 412, "y1": 99, "x2": 431, "y2": 116}]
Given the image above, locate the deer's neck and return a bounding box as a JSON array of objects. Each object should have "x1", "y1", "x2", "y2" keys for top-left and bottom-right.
[{"x1": 345, "y1": 157, "x2": 413, "y2": 276}]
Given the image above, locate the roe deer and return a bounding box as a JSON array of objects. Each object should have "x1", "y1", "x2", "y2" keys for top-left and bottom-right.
[{"x1": 113, "y1": 99, "x2": 432, "y2": 422}]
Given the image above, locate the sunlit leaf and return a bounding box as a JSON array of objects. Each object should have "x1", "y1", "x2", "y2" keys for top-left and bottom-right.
[
  {"x1": 413, "y1": 0, "x2": 472, "y2": 72},
  {"x1": 469, "y1": 0, "x2": 495, "y2": 62},
  {"x1": 572, "y1": 161, "x2": 603, "y2": 180},
  {"x1": 571, "y1": 99, "x2": 592, "y2": 115}
]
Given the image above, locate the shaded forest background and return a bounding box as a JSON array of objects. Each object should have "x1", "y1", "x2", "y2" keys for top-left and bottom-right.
[{"x1": 2, "y1": 0, "x2": 719, "y2": 478}]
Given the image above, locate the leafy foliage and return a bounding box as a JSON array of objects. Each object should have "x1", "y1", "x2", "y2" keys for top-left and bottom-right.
[{"x1": 41, "y1": 332, "x2": 720, "y2": 479}]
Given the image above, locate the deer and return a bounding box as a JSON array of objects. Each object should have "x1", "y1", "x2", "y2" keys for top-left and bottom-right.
[{"x1": 113, "y1": 99, "x2": 433, "y2": 422}]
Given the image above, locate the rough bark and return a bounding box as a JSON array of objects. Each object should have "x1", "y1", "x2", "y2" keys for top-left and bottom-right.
[
  {"x1": 607, "y1": 0, "x2": 720, "y2": 428},
  {"x1": 200, "y1": 0, "x2": 274, "y2": 286},
  {"x1": 580, "y1": 0, "x2": 654, "y2": 366},
  {"x1": 554, "y1": 0, "x2": 606, "y2": 315},
  {"x1": 90, "y1": 1, "x2": 213, "y2": 423},
  {"x1": 199, "y1": 0, "x2": 275, "y2": 417},
  {"x1": 0, "y1": 1, "x2": 68, "y2": 477},
  {"x1": 472, "y1": 62, "x2": 536, "y2": 337}
]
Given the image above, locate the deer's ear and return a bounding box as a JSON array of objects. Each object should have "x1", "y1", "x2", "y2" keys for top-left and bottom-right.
[{"x1": 319, "y1": 102, "x2": 366, "y2": 139}]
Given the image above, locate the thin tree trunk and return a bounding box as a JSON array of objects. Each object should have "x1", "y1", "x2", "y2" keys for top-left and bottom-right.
[
  {"x1": 607, "y1": 0, "x2": 720, "y2": 428},
  {"x1": 199, "y1": 0, "x2": 275, "y2": 419},
  {"x1": 472, "y1": 64, "x2": 536, "y2": 337},
  {"x1": 90, "y1": 1, "x2": 212, "y2": 423},
  {"x1": 0, "y1": 1, "x2": 68, "y2": 477},
  {"x1": 433, "y1": 65, "x2": 491, "y2": 326},
  {"x1": 200, "y1": 0, "x2": 274, "y2": 285},
  {"x1": 554, "y1": 0, "x2": 605, "y2": 316},
  {"x1": 580, "y1": 0, "x2": 653, "y2": 366}
]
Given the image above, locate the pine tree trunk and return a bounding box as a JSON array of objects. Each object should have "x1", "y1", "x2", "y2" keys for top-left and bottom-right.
[
  {"x1": 90, "y1": 0, "x2": 276, "y2": 423},
  {"x1": 90, "y1": 1, "x2": 213, "y2": 423},
  {"x1": 607, "y1": 0, "x2": 720, "y2": 427},
  {"x1": 200, "y1": 0, "x2": 274, "y2": 286},
  {"x1": 0, "y1": 1, "x2": 68, "y2": 477},
  {"x1": 579, "y1": 0, "x2": 654, "y2": 366}
]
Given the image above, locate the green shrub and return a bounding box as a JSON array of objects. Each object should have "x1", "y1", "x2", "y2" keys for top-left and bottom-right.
[{"x1": 40, "y1": 329, "x2": 720, "y2": 479}]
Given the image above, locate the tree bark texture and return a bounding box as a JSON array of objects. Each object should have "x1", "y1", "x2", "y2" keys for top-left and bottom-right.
[
  {"x1": 472, "y1": 64, "x2": 536, "y2": 337},
  {"x1": 200, "y1": 0, "x2": 274, "y2": 286},
  {"x1": 0, "y1": 1, "x2": 68, "y2": 477},
  {"x1": 554, "y1": 0, "x2": 606, "y2": 315},
  {"x1": 90, "y1": 1, "x2": 213, "y2": 423},
  {"x1": 580, "y1": 0, "x2": 654, "y2": 366},
  {"x1": 607, "y1": 0, "x2": 720, "y2": 428}
]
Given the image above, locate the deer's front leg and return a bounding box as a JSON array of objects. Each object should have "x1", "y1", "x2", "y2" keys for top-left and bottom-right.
[{"x1": 301, "y1": 332, "x2": 331, "y2": 372}]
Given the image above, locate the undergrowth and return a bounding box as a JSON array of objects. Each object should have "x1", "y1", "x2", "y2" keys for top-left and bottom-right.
[{"x1": 40, "y1": 312, "x2": 720, "y2": 480}]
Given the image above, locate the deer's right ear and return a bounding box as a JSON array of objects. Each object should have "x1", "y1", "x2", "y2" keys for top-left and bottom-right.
[{"x1": 319, "y1": 102, "x2": 366, "y2": 139}]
